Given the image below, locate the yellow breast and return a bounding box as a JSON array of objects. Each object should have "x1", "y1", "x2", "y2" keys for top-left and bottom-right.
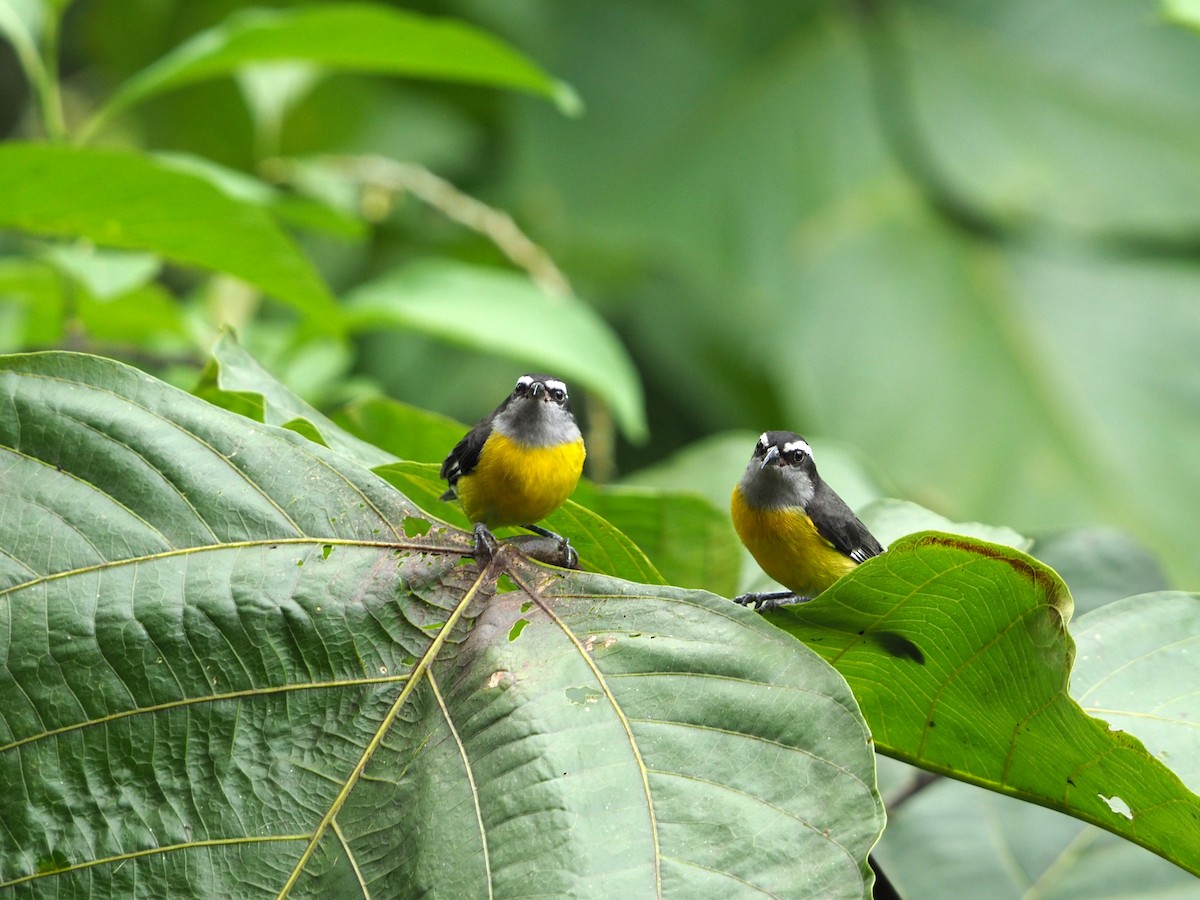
[
  {"x1": 730, "y1": 485, "x2": 857, "y2": 597},
  {"x1": 456, "y1": 432, "x2": 585, "y2": 528}
]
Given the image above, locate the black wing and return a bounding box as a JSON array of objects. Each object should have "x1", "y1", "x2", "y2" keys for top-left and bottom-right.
[
  {"x1": 810, "y1": 480, "x2": 884, "y2": 564},
  {"x1": 439, "y1": 415, "x2": 494, "y2": 499}
]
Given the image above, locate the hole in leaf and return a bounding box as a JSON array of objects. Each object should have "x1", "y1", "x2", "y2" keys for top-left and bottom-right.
[
  {"x1": 403, "y1": 516, "x2": 432, "y2": 537},
  {"x1": 520, "y1": 601, "x2": 534, "y2": 613},
  {"x1": 497, "y1": 574, "x2": 518, "y2": 593},
  {"x1": 321, "y1": 544, "x2": 333, "y2": 560},
  {"x1": 565, "y1": 686, "x2": 602, "y2": 707},
  {"x1": 508, "y1": 619, "x2": 530, "y2": 641},
  {"x1": 1101, "y1": 795, "x2": 1133, "y2": 819}
]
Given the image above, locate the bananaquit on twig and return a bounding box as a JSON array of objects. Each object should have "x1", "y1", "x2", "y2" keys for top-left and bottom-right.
[
  {"x1": 440, "y1": 374, "x2": 586, "y2": 563},
  {"x1": 731, "y1": 431, "x2": 883, "y2": 610}
]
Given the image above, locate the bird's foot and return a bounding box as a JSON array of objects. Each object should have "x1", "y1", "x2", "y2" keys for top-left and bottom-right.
[
  {"x1": 732, "y1": 591, "x2": 812, "y2": 611},
  {"x1": 473, "y1": 522, "x2": 500, "y2": 564},
  {"x1": 522, "y1": 524, "x2": 579, "y2": 569}
]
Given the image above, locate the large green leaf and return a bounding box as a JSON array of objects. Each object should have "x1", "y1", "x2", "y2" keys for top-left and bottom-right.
[
  {"x1": 0, "y1": 351, "x2": 884, "y2": 897},
  {"x1": 0, "y1": 143, "x2": 336, "y2": 320},
  {"x1": 343, "y1": 259, "x2": 647, "y2": 441},
  {"x1": 86, "y1": 2, "x2": 576, "y2": 138},
  {"x1": 871, "y1": 591, "x2": 1200, "y2": 896},
  {"x1": 765, "y1": 533, "x2": 1200, "y2": 876}
]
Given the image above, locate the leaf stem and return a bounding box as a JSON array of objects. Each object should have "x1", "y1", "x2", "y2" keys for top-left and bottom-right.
[
  {"x1": 36, "y1": 7, "x2": 68, "y2": 141},
  {"x1": 0, "y1": 4, "x2": 53, "y2": 139}
]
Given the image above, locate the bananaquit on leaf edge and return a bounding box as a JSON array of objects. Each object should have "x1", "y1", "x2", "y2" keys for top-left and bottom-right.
[
  {"x1": 731, "y1": 431, "x2": 883, "y2": 610},
  {"x1": 440, "y1": 374, "x2": 586, "y2": 564}
]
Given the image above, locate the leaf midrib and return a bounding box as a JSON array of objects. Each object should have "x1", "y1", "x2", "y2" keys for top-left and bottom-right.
[{"x1": 0, "y1": 536, "x2": 446, "y2": 600}]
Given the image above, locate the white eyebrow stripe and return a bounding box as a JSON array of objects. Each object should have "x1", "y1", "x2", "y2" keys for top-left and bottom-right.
[
  {"x1": 783, "y1": 439, "x2": 812, "y2": 457},
  {"x1": 544, "y1": 379, "x2": 567, "y2": 394},
  {"x1": 516, "y1": 375, "x2": 534, "y2": 387},
  {"x1": 758, "y1": 432, "x2": 769, "y2": 446}
]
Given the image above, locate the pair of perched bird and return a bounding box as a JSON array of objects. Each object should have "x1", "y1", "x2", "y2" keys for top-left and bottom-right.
[{"x1": 440, "y1": 374, "x2": 883, "y2": 608}]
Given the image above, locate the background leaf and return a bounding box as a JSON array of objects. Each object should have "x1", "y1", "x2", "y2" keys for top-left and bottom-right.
[
  {"x1": 569, "y1": 480, "x2": 740, "y2": 595},
  {"x1": 89, "y1": 2, "x2": 577, "y2": 137},
  {"x1": 872, "y1": 756, "x2": 1200, "y2": 898},
  {"x1": 0, "y1": 143, "x2": 336, "y2": 320},
  {"x1": 861, "y1": 498, "x2": 1031, "y2": 551},
  {"x1": 0, "y1": 351, "x2": 883, "y2": 897},
  {"x1": 1166, "y1": 0, "x2": 1200, "y2": 31},
  {"x1": 1072, "y1": 592, "x2": 1200, "y2": 792},
  {"x1": 491, "y1": 1, "x2": 1200, "y2": 585},
  {"x1": 343, "y1": 259, "x2": 647, "y2": 441},
  {"x1": 1032, "y1": 528, "x2": 1170, "y2": 617}
]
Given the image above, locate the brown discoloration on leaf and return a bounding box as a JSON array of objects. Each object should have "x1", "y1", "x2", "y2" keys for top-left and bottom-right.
[
  {"x1": 911, "y1": 532, "x2": 1071, "y2": 631},
  {"x1": 582, "y1": 635, "x2": 618, "y2": 654},
  {"x1": 485, "y1": 670, "x2": 513, "y2": 689}
]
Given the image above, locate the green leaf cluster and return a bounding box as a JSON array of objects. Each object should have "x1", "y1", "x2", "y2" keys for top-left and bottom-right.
[
  {"x1": 2, "y1": 1, "x2": 1199, "y2": 896},
  {"x1": 0, "y1": 1, "x2": 643, "y2": 442},
  {"x1": 2, "y1": 344, "x2": 1198, "y2": 896}
]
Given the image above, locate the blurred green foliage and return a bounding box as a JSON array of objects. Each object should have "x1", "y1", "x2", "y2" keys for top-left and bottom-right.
[{"x1": 3, "y1": 0, "x2": 1198, "y2": 589}]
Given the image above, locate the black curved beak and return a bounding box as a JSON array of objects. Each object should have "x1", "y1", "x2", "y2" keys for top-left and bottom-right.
[
  {"x1": 760, "y1": 445, "x2": 781, "y2": 469},
  {"x1": 529, "y1": 381, "x2": 546, "y2": 400}
]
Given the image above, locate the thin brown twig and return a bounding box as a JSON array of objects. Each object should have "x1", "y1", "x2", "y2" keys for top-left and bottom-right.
[{"x1": 315, "y1": 154, "x2": 574, "y2": 299}]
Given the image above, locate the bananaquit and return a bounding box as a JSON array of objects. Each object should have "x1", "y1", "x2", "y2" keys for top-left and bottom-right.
[
  {"x1": 731, "y1": 431, "x2": 883, "y2": 610},
  {"x1": 440, "y1": 374, "x2": 586, "y2": 560}
]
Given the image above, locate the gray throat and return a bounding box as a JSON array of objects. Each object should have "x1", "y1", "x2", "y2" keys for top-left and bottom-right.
[
  {"x1": 493, "y1": 402, "x2": 580, "y2": 447},
  {"x1": 738, "y1": 466, "x2": 814, "y2": 510}
]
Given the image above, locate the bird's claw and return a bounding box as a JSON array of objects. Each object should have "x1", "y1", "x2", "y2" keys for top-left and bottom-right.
[
  {"x1": 473, "y1": 522, "x2": 500, "y2": 564},
  {"x1": 732, "y1": 591, "x2": 811, "y2": 611},
  {"x1": 557, "y1": 538, "x2": 579, "y2": 570},
  {"x1": 522, "y1": 524, "x2": 579, "y2": 569}
]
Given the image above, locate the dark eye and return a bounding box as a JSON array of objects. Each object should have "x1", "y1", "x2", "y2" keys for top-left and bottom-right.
[
  {"x1": 550, "y1": 388, "x2": 566, "y2": 402},
  {"x1": 787, "y1": 449, "x2": 805, "y2": 464}
]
